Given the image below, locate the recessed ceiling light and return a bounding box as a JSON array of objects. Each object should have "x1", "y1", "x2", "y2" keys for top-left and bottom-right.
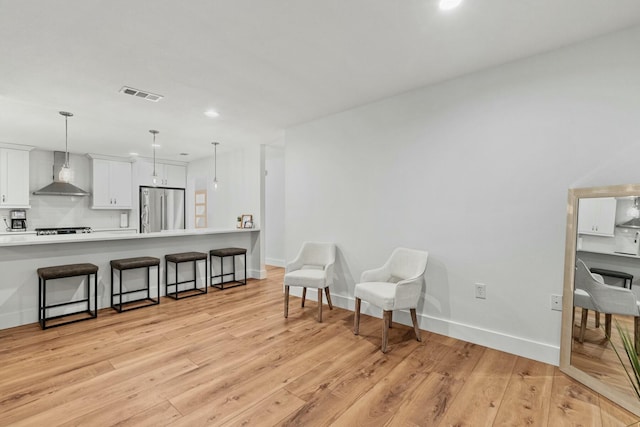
[
  {"x1": 439, "y1": 0, "x2": 462, "y2": 11},
  {"x1": 151, "y1": 143, "x2": 160, "y2": 148},
  {"x1": 204, "y1": 110, "x2": 220, "y2": 118},
  {"x1": 129, "y1": 152, "x2": 139, "y2": 156},
  {"x1": 179, "y1": 153, "x2": 189, "y2": 156}
]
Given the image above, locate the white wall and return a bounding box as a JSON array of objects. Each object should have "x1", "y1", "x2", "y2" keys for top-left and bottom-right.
[
  {"x1": 284, "y1": 25, "x2": 640, "y2": 365},
  {"x1": 186, "y1": 145, "x2": 261, "y2": 229},
  {"x1": 265, "y1": 145, "x2": 285, "y2": 266}
]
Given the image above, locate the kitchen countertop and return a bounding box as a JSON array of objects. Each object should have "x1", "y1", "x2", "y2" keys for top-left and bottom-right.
[
  {"x1": 577, "y1": 249, "x2": 640, "y2": 259},
  {"x1": 0, "y1": 227, "x2": 258, "y2": 247},
  {"x1": 0, "y1": 227, "x2": 137, "y2": 236}
]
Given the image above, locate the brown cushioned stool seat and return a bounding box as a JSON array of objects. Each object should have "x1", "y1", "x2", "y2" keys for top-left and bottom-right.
[
  {"x1": 210, "y1": 247, "x2": 247, "y2": 290},
  {"x1": 111, "y1": 257, "x2": 161, "y2": 312},
  {"x1": 38, "y1": 263, "x2": 98, "y2": 280},
  {"x1": 37, "y1": 263, "x2": 99, "y2": 330},
  {"x1": 111, "y1": 256, "x2": 160, "y2": 270},
  {"x1": 166, "y1": 252, "x2": 208, "y2": 263},
  {"x1": 165, "y1": 252, "x2": 208, "y2": 299}
]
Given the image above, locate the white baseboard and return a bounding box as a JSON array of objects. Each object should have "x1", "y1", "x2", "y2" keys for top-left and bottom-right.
[
  {"x1": 249, "y1": 268, "x2": 267, "y2": 280},
  {"x1": 265, "y1": 258, "x2": 285, "y2": 268},
  {"x1": 290, "y1": 290, "x2": 560, "y2": 366}
]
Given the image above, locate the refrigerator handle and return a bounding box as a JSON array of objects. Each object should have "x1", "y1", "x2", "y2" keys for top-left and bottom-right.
[
  {"x1": 160, "y1": 194, "x2": 165, "y2": 230},
  {"x1": 141, "y1": 189, "x2": 149, "y2": 233}
]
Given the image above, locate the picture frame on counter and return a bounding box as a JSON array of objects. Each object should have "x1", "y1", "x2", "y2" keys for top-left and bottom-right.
[{"x1": 241, "y1": 214, "x2": 253, "y2": 229}]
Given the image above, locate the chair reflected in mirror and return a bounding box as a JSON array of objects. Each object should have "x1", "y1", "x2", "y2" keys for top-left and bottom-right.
[{"x1": 573, "y1": 259, "x2": 640, "y2": 352}]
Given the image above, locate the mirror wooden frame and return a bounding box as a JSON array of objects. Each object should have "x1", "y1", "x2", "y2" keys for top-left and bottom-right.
[{"x1": 560, "y1": 183, "x2": 640, "y2": 416}]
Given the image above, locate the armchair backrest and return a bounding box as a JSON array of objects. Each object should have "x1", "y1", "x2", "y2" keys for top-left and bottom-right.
[
  {"x1": 575, "y1": 259, "x2": 638, "y2": 316},
  {"x1": 297, "y1": 242, "x2": 336, "y2": 269},
  {"x1": 386, "y1": 247, "x2": 429, "y2": 282}
]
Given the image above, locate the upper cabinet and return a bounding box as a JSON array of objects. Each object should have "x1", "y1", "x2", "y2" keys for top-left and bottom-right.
[
  {"x1": 578, "y1": 197, "x2": 617, "y2": 237},
  {"x1": 0, "y1": 146, "x2": 32, "y2": 208},
  {"x1": 90, "y1": 157, "x2": 133, "y2": 209},
  {"x1": 135, "y1": 160, "x2": 186, "y2": 188}
]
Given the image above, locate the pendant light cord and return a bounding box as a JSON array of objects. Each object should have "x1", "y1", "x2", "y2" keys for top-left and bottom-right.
[
  {"x1": 153, "y1": 133, "x2": 156, "y2": 175},
  {"x1": 64, "y1": 115, "x2": 69, "y2": 167}
]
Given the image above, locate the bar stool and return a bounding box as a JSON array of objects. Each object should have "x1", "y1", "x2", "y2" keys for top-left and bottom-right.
[
  {"x1": 37, "y1": 263, "x2": 98, "y2": 329},
  {"x1": 110, "y1": 256, "x2": 160, "y2": 312},
  {"x1": 165, "y1": 252, "x2": 208, "y2": 299},
  {"x1": 210, "y1": 247, "x2": 247, "y2": 290}
]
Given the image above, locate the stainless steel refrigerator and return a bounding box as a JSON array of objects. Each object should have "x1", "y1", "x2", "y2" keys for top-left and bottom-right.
[{"x1": 139, "y1": 186, "x2": 185, "y2": 233}]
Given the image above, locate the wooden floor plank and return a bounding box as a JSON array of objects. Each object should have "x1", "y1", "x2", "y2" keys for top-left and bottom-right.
[
  {"x1": 114, "y1": 401, "x2": 183, "y2": 427},
  {"x1": 0, "y1": 266, "x2": 636, "y2": 426},
  {"x1": 331, "y1": 342, "x2": 436, "y2": 426},
  {"x1": 218, "y1": 389, "x2": 306, "y2": 427},
  {"x1": 1, "y1": 358, "x2": 198, "y2": 426},
  {"x1": 493, "y1": 357, "x2": 555, "y2": 426},
  {"x1": 546, "y1": 368, "x2": 602, "y2": 427},
  {"x1": 435, "y1": 348, "x2": 518, "y2": 427},
  {"x1": 382, "y1": 340, "x2": 486, "y2": 426}
]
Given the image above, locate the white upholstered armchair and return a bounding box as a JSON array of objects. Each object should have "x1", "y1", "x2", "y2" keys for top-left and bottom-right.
[
  {"x1": 284, "y1": 242, "x2": 336, "y2": 322},
  {"x1": 353, "y1": 247, "x2": 429, "y2": 353},
  {"x1": 574, "y1": 259, "x2": 640, "y2": 353}
]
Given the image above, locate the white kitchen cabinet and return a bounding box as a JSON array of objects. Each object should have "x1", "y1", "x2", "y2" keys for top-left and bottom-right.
[
  {"x1": 91, "y1": 158, "x2": 133, "y2": 209},
  {"x1": 0, "y1": 147, "x2": 31, "y2": 208},
  {"x1": 578, "y1": 197, "x2": 617, "y2": 236},
  {"x1": 136, "y1": 160, "x2": 186, "y2": 188}
]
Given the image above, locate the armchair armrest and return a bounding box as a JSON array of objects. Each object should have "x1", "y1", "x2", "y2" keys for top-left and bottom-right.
[
  {"x1": 324, "y1": 261, "x2": 335, "y2": 286},
  {"x1": 393, "y1": 273, "x2": 425, "y2": 309},
  {"x1": 591, "y1": 284, "x2": 639, "y2": 316},
  {"x1": 360, "y1": 265, "x2": 390, "y2": 283},
  {"x1": 285, "y1": 254, "x2": 304, "y2": 274},
  {"x1": 396, "y1": 273, "x2": 424, "y2": 288}
]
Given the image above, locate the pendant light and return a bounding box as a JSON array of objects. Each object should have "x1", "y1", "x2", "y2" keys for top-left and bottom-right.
[
  {"x1": 149, "y1": 130, "x2": 160, "y2": 186},
  {"x1": 58, "y1": 111, "x2": 74, "y2": 183},
  {"x1": 212, "y1": 141, "x2": 220, "y2": 190}
]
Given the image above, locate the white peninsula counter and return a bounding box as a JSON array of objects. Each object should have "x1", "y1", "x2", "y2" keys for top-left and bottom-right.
[{"x1": 0, "y1": 228, "x2": 264, "y2": 330}]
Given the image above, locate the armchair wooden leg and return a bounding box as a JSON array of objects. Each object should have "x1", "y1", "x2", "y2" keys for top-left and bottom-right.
[
  {"x1": 389, "y1": 311, "x2": 392, "y2": 328},
  {"x1": 605, "y1": 313, "x2": 612, "y2": 338},
  {"x1": 325, "y1": 287, "x2": 333, "y2": 310},
  {"x1": 410, "y1": 308, "x2": 421, "y2": 342},
  {"x1": 579, "y1": 308, "x2": 588, "y2": 343},
  {"x1": 595, "y1": 311, "x2": 600, "y2": 328},
  {"x1": 354, "y1": 298, "x2": 361, "y2": 335},
  {"x1": 635, "y1": 316, "x2": 640, "y2": 356},
  {"x1": 317, "y1": 288, "x2": 323, "y2": 323},
  {"x1": 301, "y1": 287, "x2": 306, "y2": 308},
  {"x1": 284, "y1": 285, "x2": 290, "y2": 318},
  {"x1": 382, "y1": 310, "x2": 391, "y2": 353}
]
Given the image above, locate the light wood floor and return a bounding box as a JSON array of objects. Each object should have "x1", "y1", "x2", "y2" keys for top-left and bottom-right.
[{"x1": 0, "y1": 266, "x2": 636, "y2": 426}]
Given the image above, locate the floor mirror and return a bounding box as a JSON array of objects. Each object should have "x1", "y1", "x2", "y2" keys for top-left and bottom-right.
[{"x1": 560, "y1": 183, "x2": 640, "y2": 416}]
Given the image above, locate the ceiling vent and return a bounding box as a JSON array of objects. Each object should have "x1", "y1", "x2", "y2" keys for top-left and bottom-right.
[{"x1": 119, "y1": 86, "x2": 163, "y2": 102}]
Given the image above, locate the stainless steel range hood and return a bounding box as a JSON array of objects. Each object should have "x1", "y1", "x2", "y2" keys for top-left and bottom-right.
[
  {"x1": 32, "y1": 151, "x2": 90, "y2": 196},
  {"x1": 617, "y1": 218, "x2": 640, "y2": 229},
  {"x1": 617, "y1": 197, "x2": 640, "y2": 229}
]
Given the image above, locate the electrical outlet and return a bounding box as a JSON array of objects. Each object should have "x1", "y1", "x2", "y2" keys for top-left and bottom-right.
[
  {"x1": 475, "y1": 283, "x2": 486, "y2": 299},
  {"x1": 551, "y1": 294, "x2": 562, "y2": 311}
]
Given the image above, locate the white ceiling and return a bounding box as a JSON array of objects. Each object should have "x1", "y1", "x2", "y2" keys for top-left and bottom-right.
[{"x1": 1, "y1": 0, "x2": 640, "y2": 162}]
